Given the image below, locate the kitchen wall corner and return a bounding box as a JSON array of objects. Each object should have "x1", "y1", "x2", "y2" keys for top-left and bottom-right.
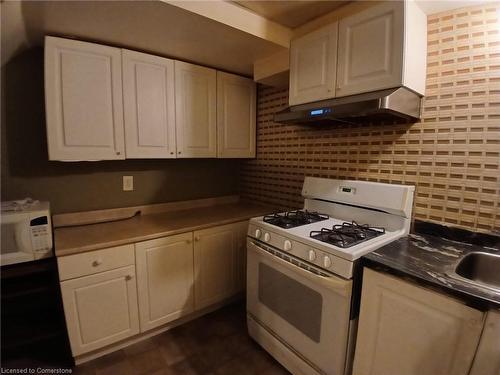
[{"x1": 240, "y1": 3, "x2": 500, "y2": 234}]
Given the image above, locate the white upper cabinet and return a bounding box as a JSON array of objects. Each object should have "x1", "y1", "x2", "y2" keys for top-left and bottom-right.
[
  {"x1": 122, "y1": 50, "x2": 176, "y2": 158},
  {"x1": 289, "y1": 22, "x2": 338, "y2": 106},
  {"x1": 353, "y1": 268, "x2": 484, "y2": 375},
  {"x1": 45, "y1": 36, "x2": 255, "y2": 160},
  {"x1": 288, "y1": 1, "x2": 426, "y2": 104},
  {"x1": 217, "y1": 72, "x2": 256, "y2": 158},
  {"x1": 44, "y1": 36, "x2": 125, "y2": 161},
  {"x1": 175, "y1": 61, "x2": 217, "y2": 158},
  {"x1": 336, "y1": 1, "x2": 426, "y2": 97}
]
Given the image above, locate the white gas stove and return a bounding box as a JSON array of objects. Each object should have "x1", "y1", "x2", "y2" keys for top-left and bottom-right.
[
  {"x1": 247, "y1": 177, "x2": 414, "y2": 279},
  {"x1": 246, "y1": 177, "x2": 414, "y2": 375}
]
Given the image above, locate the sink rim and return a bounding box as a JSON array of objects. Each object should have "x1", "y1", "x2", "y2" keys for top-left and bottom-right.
[{"x1": 447, "y1": 251, "x2": 500, "y2": 294}]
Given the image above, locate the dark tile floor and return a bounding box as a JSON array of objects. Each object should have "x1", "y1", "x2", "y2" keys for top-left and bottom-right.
[{"x1": 74, "y1": 302, "x2": 290, "y2": 375}]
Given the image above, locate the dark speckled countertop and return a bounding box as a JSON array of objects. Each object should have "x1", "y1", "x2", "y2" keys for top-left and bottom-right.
[{"x1": 363, "y1": 222, "x2": 500, "y2": 309}]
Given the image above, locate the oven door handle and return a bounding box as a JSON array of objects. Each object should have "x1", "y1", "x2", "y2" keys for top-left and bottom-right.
[{"x1": 248, "y1": 240, "x2": 352, "y2": 296}]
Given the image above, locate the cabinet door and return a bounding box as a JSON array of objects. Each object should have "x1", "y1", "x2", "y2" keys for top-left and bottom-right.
[
  {"x1": 353, "y1": 268, "x2": 484, "y2": 375},
  {"x1": 135, "y1": 233, "x2": 194, "y2": 332},
  {"x1": 44, "y1": 36, "x2": 125, "y2": 161},
  {"x1": 122, "y1": 50, "x2": 176, "y2": 158},
  {"x1": 336, "y1": 2, "x2": 404, "y2": 97},
  {"x1": 193, "y1": 223, "x2": 238, "y2": 309},
  {"x1": 216, "y1": 72, "x2": 256, "y2": 158},
  {"x1": 469, "y1": 311, "x2": 500, "y2": 375},
  {"x1": 60, "y1": 265, "x2": 139, "y2": 356},
  {"x1": 175, "y1": 61, "x2": 216, "y2": 158},
  {"x1": 289, "y1": 22, "x2": 338, "y2": 106}
]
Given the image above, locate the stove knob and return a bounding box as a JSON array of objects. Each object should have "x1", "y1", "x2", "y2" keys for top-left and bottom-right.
[
  {"x1": 323, "y1": 256, "x2": 332, "y2": 269},
  {"x1": 255, "y1": 229, "x2": 262, "y2": 239},
  {"x1": 308, "y1": 250, "x2": 316, "y2": 262},
  {"x1": 283, "y1": 240, "x2": 292, "y2": 251},
  {"x1": 263, "y1": 233, "x2": 271, "y2": 242}
]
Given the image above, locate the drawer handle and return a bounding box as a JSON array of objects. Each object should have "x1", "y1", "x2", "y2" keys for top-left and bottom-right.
[
  {"x1": 92, "y1": 259, "x2": 103, "y2": 267},
  {"x1": 125, "y1": 275, "x2": 134, "y2": 281}
]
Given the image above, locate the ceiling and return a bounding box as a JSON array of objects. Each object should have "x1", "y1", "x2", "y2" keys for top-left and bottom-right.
[
  {"x1": 233, "y1": 0, "x2": 350, "y2": 28},
  {"x1": 1, "y1": 1, "x2": 286, "y2": 75}
]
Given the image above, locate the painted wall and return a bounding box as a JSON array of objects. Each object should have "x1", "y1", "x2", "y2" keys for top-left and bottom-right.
[
  {"x1": 241, "y1": 4, "x2": 500, "y2": 234},
  {"x1": 1, "y1": 47, "x2": 241, "y2": 214}
]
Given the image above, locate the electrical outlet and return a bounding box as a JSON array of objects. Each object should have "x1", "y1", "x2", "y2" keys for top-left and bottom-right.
[{"x1": 123, "y1": 176, "x2": 134, "y2": 191}]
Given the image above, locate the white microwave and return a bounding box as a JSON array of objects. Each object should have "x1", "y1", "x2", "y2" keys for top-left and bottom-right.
[{"x1": 1, "y1": 201, "x2": 53, "y2": 266}]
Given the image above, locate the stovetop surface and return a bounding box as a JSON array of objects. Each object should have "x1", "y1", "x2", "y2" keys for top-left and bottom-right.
[
  {"x1": 263, "y1": 210, "x2": 329, "y2": 229},
  {"x1": 310, "y1": 221, "x2": 385, "y2": 248},
  {"x1": 250, "y1": 212, "x2": 404, "y2": 261}
]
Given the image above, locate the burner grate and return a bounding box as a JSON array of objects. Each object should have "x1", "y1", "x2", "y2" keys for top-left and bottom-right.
[
  {"x1": 310, "y1": 221, "x2": 385, "y2": 248},
  {"x1": 263, "y1": 210, "x2": 329, "y2": 229}
]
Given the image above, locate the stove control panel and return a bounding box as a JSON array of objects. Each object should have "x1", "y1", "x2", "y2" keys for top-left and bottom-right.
[{"x1": 247, "y1": 223, "x2": 354, "y2": 279}]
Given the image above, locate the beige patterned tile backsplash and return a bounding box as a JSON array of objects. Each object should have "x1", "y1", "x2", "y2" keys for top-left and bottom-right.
[{"x1": 241, "y1": 4, "x2": 500, "y2": 234}]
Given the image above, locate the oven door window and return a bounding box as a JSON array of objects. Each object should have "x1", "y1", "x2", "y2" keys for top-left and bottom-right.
[{"x1": 258, "y1": 262, "x2": 322, "y2": 342}]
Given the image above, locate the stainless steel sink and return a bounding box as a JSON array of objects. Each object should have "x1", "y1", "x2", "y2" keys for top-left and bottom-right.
[{"x1": 453, "y1": 252, "x2": 500, "y2": 291}]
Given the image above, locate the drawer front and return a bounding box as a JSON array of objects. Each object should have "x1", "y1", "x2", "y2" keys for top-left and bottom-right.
[{"x1": 58, "y1": 244, "x2": 135, "y2": 281}]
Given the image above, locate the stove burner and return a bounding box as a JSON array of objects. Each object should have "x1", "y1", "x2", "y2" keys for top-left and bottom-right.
[
  {"x1": 310, "y1": 221, "x2": 385, "y2": 248},
  {"x1": 263, "y1": 210, "x2": 329, "y2": 229}
]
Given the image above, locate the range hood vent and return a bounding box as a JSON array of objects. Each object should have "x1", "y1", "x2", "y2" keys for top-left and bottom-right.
[{"x1": 274, "y1": 87, "x2": 422, "y2": 125}]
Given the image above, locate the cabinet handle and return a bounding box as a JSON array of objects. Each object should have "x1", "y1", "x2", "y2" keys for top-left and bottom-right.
[
  {"x1": 186, "y1": 239, "x2": 192, "y2": 244},
  {"x1": 170, "y1": 152, "x2": 174, "y2": 155},
  {"x1": 178, "y1": 151, "x2": 182, "y2": 154},
  {"x1": 125, "y1": 275, "x2": 134, "y2": 281},
  {"x1": 116, "y1": 151, "x2": 121, "y2": 155},
  {"x1": 194, "y1": 236, "x2": 200, "y2": 242},
  {"x1": 92, "y1": 259, "x2": 103, "y2": 267}
]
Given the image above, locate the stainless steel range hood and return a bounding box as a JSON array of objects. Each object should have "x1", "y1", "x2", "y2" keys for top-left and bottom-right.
[{"x1": 274, "y1": 87, "x2": 422, "y2": 125}]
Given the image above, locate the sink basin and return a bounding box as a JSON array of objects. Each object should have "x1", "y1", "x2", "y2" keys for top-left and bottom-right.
[{"x1": 455, "y1": 252, "x2": 500, "y2": 290}]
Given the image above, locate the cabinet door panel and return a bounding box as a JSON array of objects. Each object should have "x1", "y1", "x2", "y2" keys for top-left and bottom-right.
[
  {"x1": 44, "y1": 36, "x2": 125, "y2": 160},
  {"x1": 175, "y1": 61, "x2": 216, "y2": 158},
  {"x1": 60, "y1": 265, "x2": 139, "y2": 356},
  {"x1": 469, "y1": 311, "x2": 500, "y2": 375},
  {"x1": 289, "y1": 22, "x2": 338, "y2": 106},
  {"x1": 194, "y1": 223, "x2": 238, "y2": 309},
  {"x1": 353, "y1": 268, "x2": 484, "y2": 375},
  {"x1": 337, "y1": 2, "x2": 404, "y2": 97},
  {"x1": 135, "y1": 233, "x2": 194, "y2": 332},
  {"x1": 122, "y1": 50, "x2": 176, "y2": 158},
  {"x1": 217, "y1": 72, "x2": 256, "y2": 158}
]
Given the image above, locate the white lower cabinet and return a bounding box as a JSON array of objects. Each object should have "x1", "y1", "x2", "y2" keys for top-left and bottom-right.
[
  {"x1": 58, "y1": 220, "x2": 249, "y2": 357},
  {"x1": 469, "y1": 310, "x2": 500, "y2": 375},
  {"x1": 60, "y1": 265, "x2": 140, "y2": 356},
  {"x1": 135, "y1": 232, "x2": 194, "y2": 332},
  {"x1": 353, "y1": 268, "x2": 485, "y2": 375},
  {"x1": 193, "y1": 222, "x2": 246, "y2": 310}
]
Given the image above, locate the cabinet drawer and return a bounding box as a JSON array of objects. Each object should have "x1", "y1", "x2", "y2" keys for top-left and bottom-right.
[{"x1": 58, "y1": 244, "x2": 135, "y2": 281}]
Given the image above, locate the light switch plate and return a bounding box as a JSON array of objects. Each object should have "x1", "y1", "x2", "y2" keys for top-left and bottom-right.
[{"x1": 123, "y1": 176, "x2": 134, "y2": 191}]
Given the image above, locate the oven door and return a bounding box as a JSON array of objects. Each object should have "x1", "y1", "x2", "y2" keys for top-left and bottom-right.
[{"x1": 247, "y1": 239, "x2": 352, "y2": 375}]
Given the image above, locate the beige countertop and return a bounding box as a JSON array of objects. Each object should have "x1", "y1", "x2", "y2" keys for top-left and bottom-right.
[{"x1": 54, "y1": 201, "x2": 274, "y2": 257}]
